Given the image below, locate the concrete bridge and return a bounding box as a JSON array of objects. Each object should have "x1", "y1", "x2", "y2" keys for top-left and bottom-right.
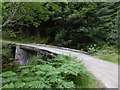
[
  {"x1": 7, "y1": 42, "x2": 118, "y2": 88},
  {"x1": 10, "y1": 44, "x2": 57, "y2": 66}
]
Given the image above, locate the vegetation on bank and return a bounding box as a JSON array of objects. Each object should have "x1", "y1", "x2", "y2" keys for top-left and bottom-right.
[
  {"x1": 2, "y1": 43, "x2": 14, "y2": 71},
  {"x1": 1, "y1": 54, "x2": 102, "y2": 88},
  {"x1": 87, "y1": 44, "x2": 118, "y2": 63}
]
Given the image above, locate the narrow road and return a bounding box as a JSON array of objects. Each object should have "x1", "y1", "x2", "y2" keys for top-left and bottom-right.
[{"x1": 20, "y1": 44, "x2": 118, "y2": 88}]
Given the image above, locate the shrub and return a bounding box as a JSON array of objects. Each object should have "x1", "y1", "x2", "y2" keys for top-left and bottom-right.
[
  {"x1": 86, "y1": 44, "x2": 100, "y2": 54},
  {"x1": 2, "y1": 43, "x2": 14, "y2": 71},
  {"x1": 94, "y1": 45, "x2": 118, "y2": 63},
  {"x1": 87, "y1": 44, "x2": 119, "y2": 63}
]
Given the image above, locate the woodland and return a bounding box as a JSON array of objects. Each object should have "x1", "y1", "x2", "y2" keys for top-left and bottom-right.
[{"x1": 0, "y1": 1, "x2": 119, "y2": 88}]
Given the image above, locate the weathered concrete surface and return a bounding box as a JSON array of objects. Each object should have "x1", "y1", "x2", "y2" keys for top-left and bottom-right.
[
  {"x1": 18, "y1": 44, "x2": 118, "y2": 88},
  {"x1": 15, "y1": 46, "x2": 37, "y2": 66},
  {"x1": 15, "y1": 46, "x2": 28, "y2": 66}
]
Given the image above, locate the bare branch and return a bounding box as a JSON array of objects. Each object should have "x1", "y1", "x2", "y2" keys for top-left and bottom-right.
[
  {"x1": 10, "y1": 16, "x2": 23, "y2": 23},
  {"x1": 1, "y1": 3, "x2": 19, "y2": 30},
  {"x1": 2, "y1": 7, "x2": 18, "y2": 27}
]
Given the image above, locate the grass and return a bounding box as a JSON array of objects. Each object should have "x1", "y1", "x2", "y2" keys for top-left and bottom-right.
[
  {"x1": 2, "y1": 30, "x2": 48, "y2": 44},
  {"x1": 3, "y1": 37, "x2": 48, "y2": 44},
  {"x1": 92, "y1": 45, "x2": 119, "y2": 63}
]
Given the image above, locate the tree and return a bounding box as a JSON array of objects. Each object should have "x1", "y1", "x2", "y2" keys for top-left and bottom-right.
[
  {"x1": 1, "y1": 2, "x2": 19, "y2": 29},
  {"x1": 2, "y1": 2, "x2": 61, "y2": 34},
  {"x1": 2, "y1": 2, "x2": 119, "y2": 48}
]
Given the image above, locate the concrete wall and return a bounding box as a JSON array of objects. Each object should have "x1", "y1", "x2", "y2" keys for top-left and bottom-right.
[{"x1": 14, "y1": 46, "x2": 37, "y2": 66}]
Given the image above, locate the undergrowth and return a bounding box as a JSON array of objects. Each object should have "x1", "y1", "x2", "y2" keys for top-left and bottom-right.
[
  {"x1": 2, "y1": 43, "x2": 14, "y2": 71},
  {"x1": 3, "y1": 33, "x2": 48, "y2": 44},
  {"x1": 1, "y1": 55, "x2": 102, "y2": 88},
  {"x1": 87, "y1": 44, "x2": 118, "y2": 63}
]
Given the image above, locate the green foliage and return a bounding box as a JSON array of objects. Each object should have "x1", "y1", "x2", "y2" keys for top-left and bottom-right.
[
  {"x1": 3, "y1": 83, "x2": 14, "y2": 88},
  {"x1": 2, "y1": 43, "x2": 12, "y2": 60},
  {"x1": 53, "y1": 2, "x2": 119, "y2": 48},
  {"x1": 2, "y1": 2, "x2": 119, "y2": 48},
  {"x1": 3, "y1": 36, "x2": 48, "y2": 44},
  {"x1": 87, "y1": 44, "x2": 100, "y2": 54},
  {"x1": 93, "y1": 45, "x2": 118, "y2": 63},
  {"x1": 2, "y1": 43, "x2": 14, "y2": 71},
  {"x1": 87, "y1": 44, "x2": 119, "y2": 63},
  {"x1": 2, "y1": 2, "x2": 61, "y2": 38},
  {"x1": 2, "y1": 29, "x2": 16, "y2": 39},
  {"x1": 2, "y1": 71, "x2": 16, "y2": 78},
  {"x1": 2, "y1": 2, "x2": 119, "y2": 64},
  {"x1": 53, "y1": 2, "x2": 99, "y2": 48},
  {"x1": 55, "y1": 28, "x2": 71, "y2": 47},
  {"x1": 1, "y1": 55, "x2": 101, "y2": 88}
]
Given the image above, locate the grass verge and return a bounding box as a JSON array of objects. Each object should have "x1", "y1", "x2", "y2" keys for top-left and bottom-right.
[
  {"x1": 3, "y1": 36, "x2": 48, "y2": 44},
  {"x1": 89, "y1": 45, "x2": 119, "y2": 63}
]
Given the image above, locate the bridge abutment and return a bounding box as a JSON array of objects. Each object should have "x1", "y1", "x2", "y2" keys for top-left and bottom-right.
[{"x1": 14, "y1": 46, "x2": 37, "y2": 66}]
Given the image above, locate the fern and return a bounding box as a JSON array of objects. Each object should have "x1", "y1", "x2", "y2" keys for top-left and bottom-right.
[
  {"x1": 1, "y1": 55, "x2": 100, "y2": 88},
  {"x1": 26, "y1": 81, "x2": 46, "y2": 88},
  {"x1": 21, "y1": 76, "x2": 35, "y2": 82},
  {"x1": 2, "y1": 71, "x2": 16, "y2": 78},
  {"x1": 35, "y1": 71, "x2": 46, "y2": 76},
  {"x1": 14, "y1": 81, "x2": 25, "y2": 88},
  {"x1": 4, "y1": 76, "x2": 19, "y2": 83},
  {"x1": 3, "y1": 83, "x2": 14, "y2": 88},
  {"x1": 60, "y1": 81, "x2": 75, "y2": 88},
  {"x1": 21, "y1": 69, "x2": 30, "y2": 75},
  {"x1": 46, "y1": 69, "x2": 61, "y2": 76}
]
